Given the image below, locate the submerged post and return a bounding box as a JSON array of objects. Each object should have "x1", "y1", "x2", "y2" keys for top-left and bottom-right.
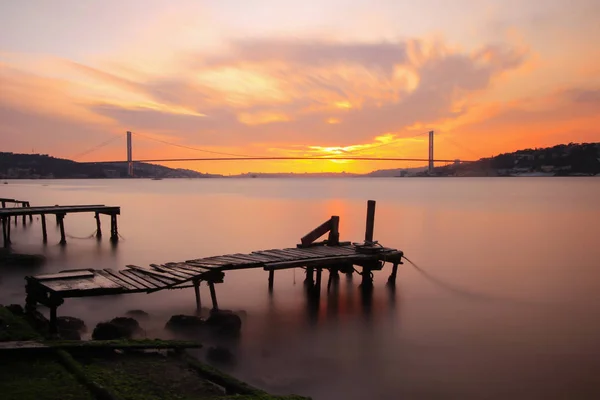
[
  {"x1": 41, "y1": 214, "x2": 47, "y2": 243},
  {"x1": 57, "y1": 214, "x2": 66, "y2": 245},
  {"x1": 193, "y1": 280, "x2": 201, "y2": 314},
  {"x1": 2, "y1": 217, "x2": 7, "y2": 248},
  {"x1": 388, "y1": 262, "x2": 399, "y2": 285},
  {"x1": 110, "y1": 214, "x2": 119, "y2": 242},
  {"x1": 95, "y1": 212, "x2": 102, "y2": 238},
  {"x1": 268, "y1": 270, "x2": 274, "y2": 292},
  {"x1": 365, "y1": 200, "x2": 376, "y2": 243},
  {"x1": 315, "y1": 268, "x2": 322, "y2": 296},
  {"x1": 305, "y1": 266, "x2": 314, "y2": 285},
  {"x1": 26, "y1": 202, "x2": 32, "y2": 222},
  {"x1": 208, "y1": 282, "x2": 219, "y2": 311}
]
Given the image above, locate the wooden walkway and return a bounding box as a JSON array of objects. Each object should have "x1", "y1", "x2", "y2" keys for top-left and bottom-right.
[
  {"x1": 24, "y1": 200, "x2": 404, "y2": 332},
  {"x1": 1, "y1": 204, "x2": 120, "y2": 246}
]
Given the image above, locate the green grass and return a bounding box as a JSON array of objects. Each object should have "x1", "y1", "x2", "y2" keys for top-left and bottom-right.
[
  {"x1": 0, "y1": 306, "x2": 43, "y2": 341},
  {"x1": 0, "y1": 354, "x2": 93, "y2": 400}
]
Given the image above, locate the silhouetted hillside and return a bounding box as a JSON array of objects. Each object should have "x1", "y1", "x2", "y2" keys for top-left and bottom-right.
[{"x1": 0, "y1": 153, "x2": 220, "y2": 179}]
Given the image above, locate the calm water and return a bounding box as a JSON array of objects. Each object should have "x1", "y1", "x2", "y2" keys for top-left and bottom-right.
[{"x1": 2, "y1": 177, "x2": 600, "y2": 399}]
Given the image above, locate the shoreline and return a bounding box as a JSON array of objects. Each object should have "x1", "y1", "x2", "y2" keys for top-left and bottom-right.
[{"x1": 0, "y1": 305, "x2": 310, "y2": 400}]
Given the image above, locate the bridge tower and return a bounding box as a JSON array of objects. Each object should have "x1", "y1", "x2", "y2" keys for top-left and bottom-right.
[
  {"x1": 428, "y1": 130, "x2": 434, "y2": 174},
  {"x1": 126, "y1": 131, "x2": 133, "y2": 177}
]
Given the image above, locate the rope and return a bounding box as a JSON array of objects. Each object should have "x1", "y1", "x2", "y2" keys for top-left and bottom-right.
[{"x1": 65, "y1": 230, "x2": 98, "y2": 240}]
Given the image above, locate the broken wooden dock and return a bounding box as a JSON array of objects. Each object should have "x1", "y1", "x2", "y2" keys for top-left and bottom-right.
[
  {"x1": 25, "y1": 200, "x2": 403, "y2": 332},
  {"x1": 1, "y1": 204, "x2": 121, "y2": 246}
]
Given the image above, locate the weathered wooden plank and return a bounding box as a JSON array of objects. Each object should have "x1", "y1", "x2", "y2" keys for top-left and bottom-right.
[
  {"x1": 41, "y1": 274, "x2": 123, "y2": 293},
  {"x1": 251, "y1": 250, "x2": 290, "y2": 260},
  {"x1": 164, "y1": 262, "x2": 208, "y2": 274},
  {"x1": 265, "y1": 254, "x2": 370, "y2": 270},
  {"x1": 217, "y1": 254, "x2": 266, "y2": 265},
  {"x1": 105, "y1": 269, "x2": 147, "y2": 291},
  {"x1": 35, "y1": 271, "x2": 95, "y2": 281},
  {"x1": 95, "y1": 270, "x2": 138, "y2": 291},
  {"x1": 185, "y1": 261, "x2": 225, "y2": 270},
  {"x1": 126, "y1": 265, "x2": 180, "y2": 284},
  {"x1": 289, "y1": 247, "x2": 336, "y2": 258},
  {"x1": 280, "y1": 248, "x2": 323, "y2": 258},
  {"x1": 126, "y1": 269, "x2": 169, "y2": 287},
  {"x1": 276, "y1": 248, "x2": 322, "y2": 259},
  {"x1": 151, "y1": 264, "x2": 195, "y2": 279},
  {"x1": 300, "y1": 218, "x2": 334, "y2": 246},
  {"x1": 229, "y1": 253, "x2": 279, "y2": 263},
  {"x1": 119, "y1": 269, "x2": 158, "y2": 289},
  {"x1": 260, "y1": 249, "x2": 302, "y2": 260},
  {"x1": 201, "y1": 256, "x2": 251, "y2": 265},
  {"x1": 298, "y1": 247, "x2": 347, "y2": 256}
]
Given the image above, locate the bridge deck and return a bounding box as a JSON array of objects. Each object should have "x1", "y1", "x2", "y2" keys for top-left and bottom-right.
[{"x1": 27, "y1": 244, "x2": 402, "y2": 299}]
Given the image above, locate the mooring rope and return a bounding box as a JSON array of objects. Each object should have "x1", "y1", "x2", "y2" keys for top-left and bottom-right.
[{"x1": 66, "y1": 230, "x2": 98, "y2": 240}]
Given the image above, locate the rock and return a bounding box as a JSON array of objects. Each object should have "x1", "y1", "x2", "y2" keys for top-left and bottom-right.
[
  {"x1": 206, "y1": 310, "x2": 242, "y2": 337},
  {"x1": 165, "y1": 315, "x2": 205, "y2": 332},
  {"x1": 56, "y1": 316, "x2": 86, "y2": 340},
  {"x1": 6, "y1": 304, "x2": 24, "y2": 316},
  {"x1": 109, "y1": 317, "x2": 142, "y2": 337},
  {"x1": 125, "y1": 310, "x2": 149, "y2": 319},
  {"x1": 92, "y1": 322, "x2": 129, "y2": 340},
  {"x1": 207, "y1": 346, "x2": 235, "y2": 365},
  {"x1": 57, "y1": 316, "x2": 87, "y2": 333},
  {"x1": 92, "y1": 317, "x2": 142, "y2": 340}
]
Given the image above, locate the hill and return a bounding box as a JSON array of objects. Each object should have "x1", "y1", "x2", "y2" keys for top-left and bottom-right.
[
  {"x1": 0, "y1": 153, "x2": 220, "y2": 179},
  {"x1": 433, "y1": 142, "x2": 600, "y2": 177}
]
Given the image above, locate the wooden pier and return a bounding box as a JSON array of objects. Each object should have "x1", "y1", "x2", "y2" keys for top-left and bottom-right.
[
  {"x1": 25, "y1": 200, "x2": 403, "y2": 332},
  {"x1": 1, "y1": 205, "x2": 121, "y2": 247}
]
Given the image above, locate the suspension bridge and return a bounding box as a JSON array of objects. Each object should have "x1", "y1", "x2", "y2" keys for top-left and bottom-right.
[{"x1": 75, "y1": 130, "x2": 477, "y2": 177}]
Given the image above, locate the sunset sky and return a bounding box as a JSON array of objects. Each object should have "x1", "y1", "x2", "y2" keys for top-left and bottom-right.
[{"x1": 1, "y1": 0, "x2": 599, "y2": 174}]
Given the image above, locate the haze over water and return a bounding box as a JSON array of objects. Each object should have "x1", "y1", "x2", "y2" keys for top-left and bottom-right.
[{"x1": 2, "y1": 177, "x2": 600, "y2": 399}]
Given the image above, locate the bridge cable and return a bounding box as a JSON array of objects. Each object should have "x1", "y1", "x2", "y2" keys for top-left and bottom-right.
[
  {"x1": 70, "y1": 134, "x2": 125, "y2": 161},
  {"x1": 129, "y1": 131, "x2": 261, "y2": 158}
]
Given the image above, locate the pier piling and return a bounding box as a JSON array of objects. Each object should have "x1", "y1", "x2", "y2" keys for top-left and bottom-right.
[
  {"x1": 315, "y1": 268, "x2": 322, "y2": 296},
  {"x1": 95, "y1": 212, "x2": 102, "y2": 238},
  {"x1": 193, "y1": 280, "x2": 201, "y2": 314},
  {"x1": 268, "y1": 270, "x2": 275, "y2": 292},
  {"x1": 388, "y1": 262, "x2": 399, "y2": 285},
  {"x1": 41, "y1": 214, "x2": 47, "y2": 243},
  {"x1": 208, "y1": 282, "x2": 219, "y2": 310},
  {"x1": 305, "y1": 266, "x2": 314, "y2": 285},
  {"x1": 57, "y1": 214, "x2": 66, "y2": 245},
  {"x1": 110, "y1": 214, "x2": 119, "y2": 242},
  {"x1": 365, "y1": 200, "x2": 376, "y2": 243}
]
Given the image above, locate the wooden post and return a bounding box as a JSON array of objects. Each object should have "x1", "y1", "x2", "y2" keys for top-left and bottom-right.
[
  {"x1": 365, "y1": 200, "x2": 376, "y2": 243},
  {"x1": 388, "y1": 262, "x2": 399, "y2": 285},
  {"x1": 26, "y1": 202, "x2": 32, "y2": 222},
  {"x1": 327, "y1": 267, "x2": 339, "y2": 292},
  {"x1": 193, "y1": 280, "x2": 201, "y2": 314},
  {"x1": 327, "y1": 216, "x2": 340, "y2": 246},
  {"x1": 1, "y1": 201, "x2": 5, "y2": 208},
  {"x1": 95, "y1": 212, "x2": 102, "y2": 238},
  {"x1": 315, "y1": 268, "x2": 322, "y2": 296},
  {"x1": 208, "y1": 282, "x2": 219, "y2": 310},
  {"x1": 110, "y1": 214, "x2": 118, "y2": 242},
  {"x1": 361, "y1": 266, "x2": 373, "y2": 287},
  {"x1": 49, "y1": 305, "x2": 57, "y2": 334},
  {"x1": 41, "y1": 214, "x2": 47, "y2": 243},
  {"x1": 2, "y1": 217, "x2": 7, "y2": 248},
  {"x1": 305, "y1": 266, "x2": 314, "y2": 285},
  {"x1": 58, "y1": 214, "x2": 66, "y2": 245},
  {"x1": 268, "y1": 270, "x2": 275, "y2": 292},
  {"x1": 6, "y1": 216, "x2": 10, "y2": 245}
]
